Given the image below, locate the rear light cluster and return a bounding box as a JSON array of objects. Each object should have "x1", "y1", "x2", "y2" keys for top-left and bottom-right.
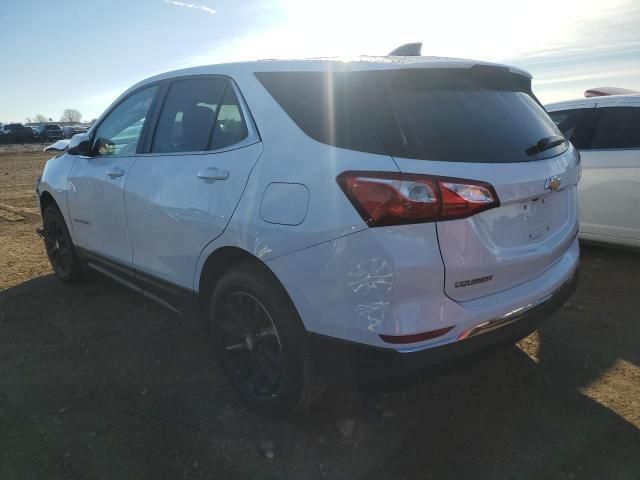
[{"x1": 337, "y1": 171, "x2": 500, "y2": 227}]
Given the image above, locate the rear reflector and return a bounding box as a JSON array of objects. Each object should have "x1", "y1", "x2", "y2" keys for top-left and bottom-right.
[
  {"x1": 380, "y1": 326, "x2": 454, "y2": 344},
  {"x1": 337, "y1": 171, "x2": 499, "y2": 227}
]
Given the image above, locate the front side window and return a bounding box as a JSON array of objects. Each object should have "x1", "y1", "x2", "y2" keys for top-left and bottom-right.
[
  {"x1": 591, "y1": 107, "x2": 640, "y2": 149},
  {"x1": 151, "y1": 77, "x2": 227, "y2": 153},
  {"x1": 93, "y1": 86, "x2": 158, "y2": 156}
]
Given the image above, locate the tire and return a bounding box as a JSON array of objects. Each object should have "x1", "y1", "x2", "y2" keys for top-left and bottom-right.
[
  {"x1": 42, "y1": 204, "x2": 85, "y2": 283},
  {"x1": 209, "y1": 262, "x2": 325, "y2": 415}
]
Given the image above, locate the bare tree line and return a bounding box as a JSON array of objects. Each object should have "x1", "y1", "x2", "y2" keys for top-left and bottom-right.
[
  {"x1": 24, "y1": 109, "x2": 84, "y2": 124},
  {"x1": 25, "y1": 114, "x2": 50, "y2": 123}
]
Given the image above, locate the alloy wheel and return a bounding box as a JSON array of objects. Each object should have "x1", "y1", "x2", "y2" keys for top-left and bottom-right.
[
  {"x1": 44, "y1": 214, "x2": 71, "y2": 276},
  {"x1": 217, "y1": 292, "x2": 284, "y2": 397}
]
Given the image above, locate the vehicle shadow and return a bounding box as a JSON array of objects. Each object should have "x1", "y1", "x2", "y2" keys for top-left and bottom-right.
[{"x1": 0, "y1": 246, "x2": 638, "y2": 479}]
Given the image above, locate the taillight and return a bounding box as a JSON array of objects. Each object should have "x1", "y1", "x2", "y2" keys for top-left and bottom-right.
[{"x1": 337, "y1": 171, "x2": 499, "y2": 227}]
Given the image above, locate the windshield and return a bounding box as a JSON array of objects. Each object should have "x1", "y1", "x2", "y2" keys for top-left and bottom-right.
[{"x1": 257, "y1": 68, "x2": 566, "y2": 163}]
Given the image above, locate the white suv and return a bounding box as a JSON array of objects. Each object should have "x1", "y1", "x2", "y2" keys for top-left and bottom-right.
[
  {"x1": 37, "y1": 57, "x2": 579, "y2": 414},
  {"x1": 546, "y1": 94, "x2": 640, "y2": 247}
]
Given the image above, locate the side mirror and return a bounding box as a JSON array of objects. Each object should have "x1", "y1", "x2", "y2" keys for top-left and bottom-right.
[
  {"x1": 43, "y1": 139, "x2": 70, "y2": 152},
  {"x1": 94, "y1": 137, "x2": 116, "y2": 156},
  {"x1": 67, "y1": 133, "x2": 93, "y2": 156}
]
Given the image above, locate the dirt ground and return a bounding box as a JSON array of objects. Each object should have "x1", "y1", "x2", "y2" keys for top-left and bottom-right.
[{"x1": 1, "y1": 144, "x2": 639, "y2": 479}]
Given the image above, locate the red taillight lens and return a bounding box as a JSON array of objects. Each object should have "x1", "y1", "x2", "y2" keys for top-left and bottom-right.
[
  {"x1": 439, "y1": 181, "x2": 499, "y2": 220},
  {"x1": 337, "y1": 171, "x2": 499, "y2": 227}
]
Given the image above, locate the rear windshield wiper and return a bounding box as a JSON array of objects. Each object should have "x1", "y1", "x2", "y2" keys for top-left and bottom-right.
[{"x1": 526, "y1": 135, "x2": 568, "y2": 156}]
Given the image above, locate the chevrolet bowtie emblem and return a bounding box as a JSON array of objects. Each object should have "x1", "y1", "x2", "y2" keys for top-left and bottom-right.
[{"x1": 545, "y1": 176, "x2": 562, "y2": 191}]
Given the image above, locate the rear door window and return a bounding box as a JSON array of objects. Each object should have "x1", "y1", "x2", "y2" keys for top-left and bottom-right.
[
  {"x1": 211, "y1": 87, "x2": 249, "y2": 150},
  {"x1": 257, "y1": 69, "x2": 565, "y2": 163},
  {"x1": 151, "y1": 77, "x2": 227, "y2": 153},
  {"x1": 591, "y1": 107, "x2": 640, "y2": 149}
]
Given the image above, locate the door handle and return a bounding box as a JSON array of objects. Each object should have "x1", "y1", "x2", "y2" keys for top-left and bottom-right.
[
  {"x1": 197, "y1": 167, "x2": 229, "y2": 181},
  {"x1": 106, "y1": 167, "x2": 125, "y2": 178}
]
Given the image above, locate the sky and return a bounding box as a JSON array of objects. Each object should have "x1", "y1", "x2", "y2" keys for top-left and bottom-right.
[{"x1": 0, "y1": 0, "x2": 639, "y2": 124}]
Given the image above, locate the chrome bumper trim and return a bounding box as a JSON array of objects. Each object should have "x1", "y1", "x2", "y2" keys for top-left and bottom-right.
[
  {"x1": 456, "y1": 276, "x2": 573, "y2": 341},
  {"x1": 394, "y1": 271, "x2": 577, "y2": 354}
]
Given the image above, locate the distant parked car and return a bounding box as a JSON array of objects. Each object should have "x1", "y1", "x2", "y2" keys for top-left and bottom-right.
[
  {"x1": 37, "y1": 124, "x2": 64, "y2": 141},
  {"x1": 0, "y1": 123, "x2": 35, "y2": 143},
  {"x1": 547, "y1": 94, "x2": 640, "y2": 248},
  {"x1": 62, "y1": 125, "x2": 88, "y2": 138}
]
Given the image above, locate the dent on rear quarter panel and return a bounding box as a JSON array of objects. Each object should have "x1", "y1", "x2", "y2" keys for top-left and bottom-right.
[{"x1": 264, "y1": 224, "x2": 451, "y2": 347}]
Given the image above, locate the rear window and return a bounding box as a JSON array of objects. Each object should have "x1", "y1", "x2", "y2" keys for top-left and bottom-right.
[
  {"x1": 256, "y1": 68, "x2": 565, "y2": 163},
  {"x1": 45, "y1": 125, "x2": 61, "y2": 131}
]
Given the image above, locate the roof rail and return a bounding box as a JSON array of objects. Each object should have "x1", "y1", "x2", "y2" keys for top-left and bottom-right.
[{"x1": 388, "y1": 43, "x2": 422, "y2": 56}]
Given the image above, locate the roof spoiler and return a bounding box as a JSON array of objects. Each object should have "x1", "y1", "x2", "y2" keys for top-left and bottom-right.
[
  {"x1": 388, "y1": 43, "x2": 422, "y2": 56},
  {"x1": 585, "y1": 87, "x2": 639, "y2": 97}
]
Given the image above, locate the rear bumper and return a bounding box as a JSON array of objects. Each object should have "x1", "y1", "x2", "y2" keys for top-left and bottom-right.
[{"x1": 310, "y1": 272, "x2": 577, "y2": 374}]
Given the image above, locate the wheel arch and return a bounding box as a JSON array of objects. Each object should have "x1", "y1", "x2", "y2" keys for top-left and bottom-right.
[
  {"x1": 39, "y1": 187, "x2": 78, "y2": 245},
  {"x1": 197, "y1": 245, "x2": 306, "y2": 334},
  {"x1": 39, "y1": 190, "x2": 58, "y2": 214},
  {"x1": 197, "y1": 246, "x2": 288, "y2": 302}
]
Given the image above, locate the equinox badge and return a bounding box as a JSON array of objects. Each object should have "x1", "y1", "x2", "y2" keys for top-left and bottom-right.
[{"x1": 455, "y1": 275, "x2": 494, "y2": 288}]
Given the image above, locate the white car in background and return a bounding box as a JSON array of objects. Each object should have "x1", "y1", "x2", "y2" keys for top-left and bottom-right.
[
  {"x1": 37, "y1": 56, "x2": 579, "y2": 414},
  {"x1": 547, "y1": 94, "x2": 640, "y2": 247}
]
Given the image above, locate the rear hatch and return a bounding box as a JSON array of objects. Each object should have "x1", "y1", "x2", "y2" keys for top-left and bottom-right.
[
  {"x1": 257, "y1": 65, "x2": 580, "y2": 301},
  {"x1": 395, "y1": 156, "x2": 579, "y2": 301},
  {"x1": 378, "y1": 67, "x2": 580, "y2": 301}
]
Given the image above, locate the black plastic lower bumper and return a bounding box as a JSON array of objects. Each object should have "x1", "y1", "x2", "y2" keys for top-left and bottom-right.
[{"x1": 309, "y1": 273, "x2": 578, "y2": 377}]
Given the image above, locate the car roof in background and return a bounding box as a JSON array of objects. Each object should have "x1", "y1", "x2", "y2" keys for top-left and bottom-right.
[{"x1": 546, "y1": 94, "x2": 640, "y2": 111}]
